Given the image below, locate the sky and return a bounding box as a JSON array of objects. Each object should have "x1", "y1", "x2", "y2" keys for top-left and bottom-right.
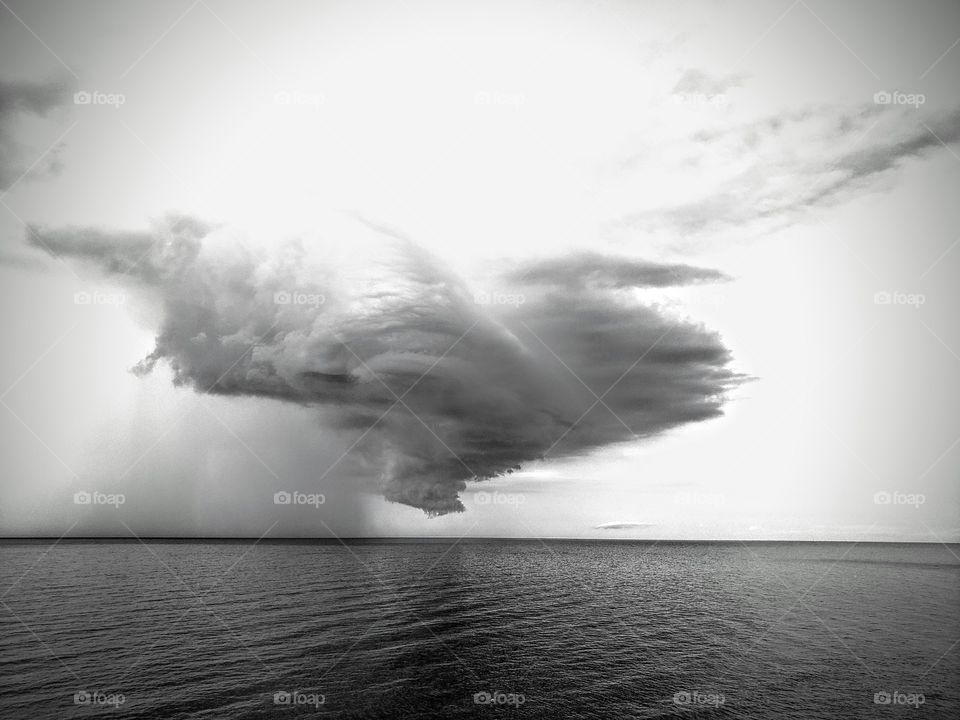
[{"x1": 0, "y1": 0, "x2": 958, "y2": 541}]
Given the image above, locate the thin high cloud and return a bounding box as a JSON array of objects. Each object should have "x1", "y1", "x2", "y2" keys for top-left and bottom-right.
[
  {"x1": 613, "y1": 102, "x2": 960, "y2": 237},
  {"x1": 0, "y1": 78, "x2": 71, "y2": 190},
  {"x1": 672, "y1": 68, "x2": 745, "y2": 97},
  {"x1": 28, "y1": 216, "x2": 742, "y2": 516}
]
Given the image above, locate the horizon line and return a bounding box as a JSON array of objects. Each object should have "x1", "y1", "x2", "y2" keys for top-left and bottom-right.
[{"x1": 1, "y1": 535, "x2": 957, "y2": 545}]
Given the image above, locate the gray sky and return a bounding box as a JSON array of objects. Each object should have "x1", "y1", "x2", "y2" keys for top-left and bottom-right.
[{"x1": 1, "y1": 0, "x2": 958, "y2": 541}]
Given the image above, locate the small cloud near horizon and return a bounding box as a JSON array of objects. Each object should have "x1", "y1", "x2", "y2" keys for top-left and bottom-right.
[{"x1": 594, "y1": 521, "x2": 656, "y2": 530}]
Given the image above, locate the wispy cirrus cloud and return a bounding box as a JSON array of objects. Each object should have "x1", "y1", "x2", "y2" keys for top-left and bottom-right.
[
  {"x1": 611, "y1": 100, "x2": 960, "y2": 239},
  {"x1": 672, "y1": 68, "x2": 746, "y2": 97}
]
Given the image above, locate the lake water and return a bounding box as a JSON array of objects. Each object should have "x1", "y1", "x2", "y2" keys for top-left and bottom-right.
[{"x1": 1, "y1": 540, "x2": 957, "y2": 718}]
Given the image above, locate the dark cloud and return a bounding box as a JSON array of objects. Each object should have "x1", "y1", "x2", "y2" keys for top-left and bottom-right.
[
  {"x1": 0, "y1": 79, "x2": 68, "y2": 117},
  {"x1": 28, "y1": 217, "x2": 742, "y2": 516},
  {"x1": 0, "y1": 78, "x2": 72, "y2": 190},
  {"x1": 507, "y1": 252, "x2": 729, "y2": 290}
]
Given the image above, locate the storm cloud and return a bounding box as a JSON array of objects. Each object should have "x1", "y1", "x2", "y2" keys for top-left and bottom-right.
[{"x1": 28, "y1": 216, "x2": 741, "y2": 515}]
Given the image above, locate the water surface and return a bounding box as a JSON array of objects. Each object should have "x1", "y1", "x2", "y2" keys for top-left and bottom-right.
[{"x1": 1, "y1": 540, "x2": 957, "y2": 718}]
